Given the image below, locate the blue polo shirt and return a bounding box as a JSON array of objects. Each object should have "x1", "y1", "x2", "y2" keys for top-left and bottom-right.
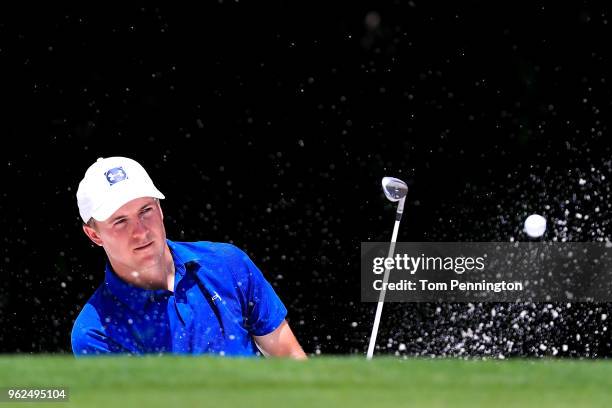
[{"x1": 71, "y1": 240, "x2": 287, "y2": 356}]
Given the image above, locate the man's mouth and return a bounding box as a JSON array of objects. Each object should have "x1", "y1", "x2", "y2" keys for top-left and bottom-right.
[{"x1": 134, "y1": 242, "x2": 154, "y2": 251}]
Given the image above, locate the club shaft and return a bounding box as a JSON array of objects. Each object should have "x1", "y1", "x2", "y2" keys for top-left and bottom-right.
[{"x1": 366, "y1": 215, "x2": 402, "y2": 359}]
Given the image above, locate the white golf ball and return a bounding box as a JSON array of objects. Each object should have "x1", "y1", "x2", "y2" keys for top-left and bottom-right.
[{"x1": 524, "y1": 214, "x2": 547, "y2": 238}]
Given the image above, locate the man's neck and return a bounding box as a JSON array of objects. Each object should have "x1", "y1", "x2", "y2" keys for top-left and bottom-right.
[{"x1": 110, "y1": 244, "x2": 176, "y2": 291}]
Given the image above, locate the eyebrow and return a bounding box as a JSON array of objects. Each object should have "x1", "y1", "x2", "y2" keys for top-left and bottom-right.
[{"x1": 108, "y1": 201, "x2": 156, "y2": 223}]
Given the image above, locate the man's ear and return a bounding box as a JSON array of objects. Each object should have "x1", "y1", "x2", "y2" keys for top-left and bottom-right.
[{"x1": 83, "y1": 224, "x2": 103, "y2": 246}]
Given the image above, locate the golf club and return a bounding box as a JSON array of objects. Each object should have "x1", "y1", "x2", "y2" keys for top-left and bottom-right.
[{"x1": 366, "y1": 176, "x2": 408, "y2": 359}]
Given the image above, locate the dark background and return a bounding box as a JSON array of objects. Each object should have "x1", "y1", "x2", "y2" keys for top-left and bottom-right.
[{"x1": 0, "y1": 2, "x2": 610, "y2": 356}]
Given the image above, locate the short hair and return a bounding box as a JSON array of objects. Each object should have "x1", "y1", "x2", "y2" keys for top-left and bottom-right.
[{"x1": 84, "y1": 218, "x2": 97, "y2": 229}]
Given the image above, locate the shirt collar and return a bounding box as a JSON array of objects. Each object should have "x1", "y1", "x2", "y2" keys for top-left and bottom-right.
[
  {"x1": 103, "y1": 239, "x2": 199, "y2": 311},
  {"x1": 166, "y1": 239, "x2": 203, "y2": 265}
]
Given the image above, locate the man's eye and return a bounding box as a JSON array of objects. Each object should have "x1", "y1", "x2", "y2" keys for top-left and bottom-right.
[{"x1": 114, "y1": 219, "x2": 126, "y2": 226}]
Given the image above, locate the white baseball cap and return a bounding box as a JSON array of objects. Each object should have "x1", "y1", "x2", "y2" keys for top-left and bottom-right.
[{"x1": 76, "y1": 157, "x2": 165, "y2": 223}]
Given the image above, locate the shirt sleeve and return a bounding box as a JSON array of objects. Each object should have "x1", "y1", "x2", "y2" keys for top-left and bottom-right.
[
  {"x1": 230, "y1": 245, "x2": 288, "y2": 336},
  {"x1": 71, "y1": 304, "x2": 115, "y2": 357},
  {"x1": 72, "y1": 329, "x2": 112, "y2": 357}
]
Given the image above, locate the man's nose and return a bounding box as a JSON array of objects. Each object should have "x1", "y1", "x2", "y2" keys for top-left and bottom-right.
[{"x1": 131, "y1": 217, "x2": 148, "y2": 237}]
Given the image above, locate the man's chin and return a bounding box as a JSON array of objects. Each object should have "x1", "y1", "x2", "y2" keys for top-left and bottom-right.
[
  {"x1": 131, "y1": 250, "x2": 164, "y2": 269},
  {"x1": 137, "y1": 255, "x2": 163, "y2": 268}
]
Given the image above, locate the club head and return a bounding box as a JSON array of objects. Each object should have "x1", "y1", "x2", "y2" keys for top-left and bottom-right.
[{"x1": 381, "y1": 177, "x2": 408, "y2": 202}]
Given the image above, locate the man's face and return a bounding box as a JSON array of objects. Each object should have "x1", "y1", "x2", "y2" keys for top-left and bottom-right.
[{"x1": 83, "y1": 197, "x2": 168, "y2": 275}]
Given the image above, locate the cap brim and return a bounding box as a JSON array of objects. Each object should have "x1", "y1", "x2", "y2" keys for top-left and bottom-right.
[{"x1": 90, "y1": 183, "x2": 165, "y2": 222}]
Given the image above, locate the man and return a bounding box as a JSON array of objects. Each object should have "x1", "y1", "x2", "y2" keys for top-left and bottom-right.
[{"x1": 72, "y1": 156, "x2": 306, "y2": 359}]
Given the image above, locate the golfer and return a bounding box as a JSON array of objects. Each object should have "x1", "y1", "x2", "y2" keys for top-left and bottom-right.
[{"x1": 71, "y1": 156, "x2": 307, "y2": 359}]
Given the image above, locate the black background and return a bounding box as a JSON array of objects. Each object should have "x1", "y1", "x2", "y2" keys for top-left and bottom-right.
[{"x1": 1, "y1": 2, "x2": 610, "y2": 356}]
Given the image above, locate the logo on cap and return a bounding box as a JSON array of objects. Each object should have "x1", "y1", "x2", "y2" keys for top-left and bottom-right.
[{"x1": 104, "y1": 167, "x2": 128, "y2": 186}]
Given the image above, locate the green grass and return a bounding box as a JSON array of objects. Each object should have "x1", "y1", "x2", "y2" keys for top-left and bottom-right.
[{"x1": 0, "y1": 355, "x2": 610, "y2": 407}]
